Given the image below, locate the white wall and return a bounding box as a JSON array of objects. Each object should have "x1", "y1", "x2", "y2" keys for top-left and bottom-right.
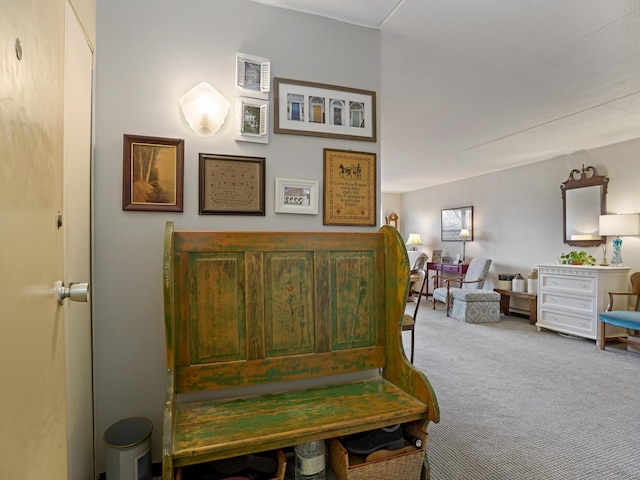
[
  {"x1": 398, "y1": 138, "x2": 640, "y2": 291},
  {"x1": 93, "y1": 0, "x2": 380, "y2": 470}
]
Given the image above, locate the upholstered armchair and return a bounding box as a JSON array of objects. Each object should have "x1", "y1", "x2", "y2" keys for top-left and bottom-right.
[
  {"x1": 599, "y1": 272, "x2": 640, "y2": 351},
  {"x1": 432, "y1": 258, "x2": 500, "y2": 323}
]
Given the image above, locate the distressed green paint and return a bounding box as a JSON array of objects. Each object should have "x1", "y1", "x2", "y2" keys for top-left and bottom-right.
[{"x1": 163, "y1": 223, "x2": 439, "y2": 479}]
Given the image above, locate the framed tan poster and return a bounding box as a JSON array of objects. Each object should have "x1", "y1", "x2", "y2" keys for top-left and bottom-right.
[{"x1": 323, "y1": 148, "x2": 376, "y2": 226}]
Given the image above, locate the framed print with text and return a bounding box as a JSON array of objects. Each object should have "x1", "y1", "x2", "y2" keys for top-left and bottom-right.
[
  {"x1": 199, "y1": 153, "x2": 265, "y2": 215},
  {"x1": 323, "y1": 148, "x2": 376, "y2": 226}
]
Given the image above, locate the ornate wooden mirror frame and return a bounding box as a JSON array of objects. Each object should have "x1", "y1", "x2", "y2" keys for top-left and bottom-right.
[{"x1": 561, "y1": 165, "x2": 608, "y2": 247}]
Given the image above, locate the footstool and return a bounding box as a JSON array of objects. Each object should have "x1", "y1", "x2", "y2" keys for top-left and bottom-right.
[{"x1": 449, "y1": 289, "x2": 501, "y2": 323}]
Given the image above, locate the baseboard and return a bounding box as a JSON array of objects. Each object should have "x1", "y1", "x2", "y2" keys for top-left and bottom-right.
[{"x1": 97, "y1": 461, "x2": 162, "y2": 479}]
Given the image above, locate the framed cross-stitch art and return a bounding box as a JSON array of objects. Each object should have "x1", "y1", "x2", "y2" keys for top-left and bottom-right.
[{"x1": 323, "y1": 148, "x2": 376, "y2": 226}]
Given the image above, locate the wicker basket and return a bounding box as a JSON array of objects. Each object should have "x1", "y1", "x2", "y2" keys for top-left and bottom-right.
[{"x1": 328, "y1": 423, "x2": 427, "y2": 480}]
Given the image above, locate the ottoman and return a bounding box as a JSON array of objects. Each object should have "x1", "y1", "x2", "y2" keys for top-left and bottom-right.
[{"x1": 450, "y1": 289, "x2": 501, "y2": 323}]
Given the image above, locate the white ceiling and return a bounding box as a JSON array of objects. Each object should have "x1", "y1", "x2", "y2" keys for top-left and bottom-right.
[{"x1": 251, "y1": 0, "x2": 640, "y2": 193}]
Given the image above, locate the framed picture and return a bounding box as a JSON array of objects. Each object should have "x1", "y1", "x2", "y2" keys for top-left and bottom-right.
[
  {"x1": 323, "y1": 148, "x2": 376, "y2": 226},
  {"x1": 431, "y1": 249, "x2": 442, "y2": 263},
  {"x1": 274, "y1": 78, "x2": 376, "y2": 142},
  {"x1": 199, "y1": 153, "x2": 265, "y2": 215},
  {"x1": 122, "y1": 134, "x2": 184, "y2": 212},
  {"x1": 235, "y1": 97, "x2": 269, "y2": 144},
  {"x1": 441, "y1": 206, "x2": 474, "y2": 241},
  {"x1": 235, "y1": 52, "x2": 270, "y2": 99},
  {"x1": 274, "y1": 177, "x2": 319, "y2": 215}
]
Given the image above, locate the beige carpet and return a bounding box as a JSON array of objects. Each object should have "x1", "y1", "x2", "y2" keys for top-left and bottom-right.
[{"x1": 406, "y1": 301, "x2": 640, "y2": 479}]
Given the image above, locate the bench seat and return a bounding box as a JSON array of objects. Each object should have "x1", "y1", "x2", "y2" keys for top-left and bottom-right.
[
  {"x1": 172, "y1": 377, "x2": 428, "y2": 467},
  {"x1": 162, "y1": 223, "x2": 439, "y2": 479}
]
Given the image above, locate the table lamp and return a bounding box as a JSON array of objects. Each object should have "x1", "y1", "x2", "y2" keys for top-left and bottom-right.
[
  {"x1": 599, "y1": 214, "x2": 640, "y2": 266},
  {"x1": 406, "y1": 233, "x2": 422, "y2": 251},
  {"x1": 459, "y1": 228, "x2": 471, "y2": 263}
]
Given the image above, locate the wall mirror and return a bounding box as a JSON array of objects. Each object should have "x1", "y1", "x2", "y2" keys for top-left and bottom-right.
[{"x1": 561, "y1": 165, "x2": 608, "y2": 247}]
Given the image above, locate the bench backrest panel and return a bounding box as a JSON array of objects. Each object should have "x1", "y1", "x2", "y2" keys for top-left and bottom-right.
[{"x1": 166, "y1": 229, "x2": 397, "y2": 394}]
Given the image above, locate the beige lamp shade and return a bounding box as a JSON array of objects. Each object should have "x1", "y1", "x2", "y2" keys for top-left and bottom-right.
[
  {"x1": 406, "y1": 233, "x2": 422, "y2": 250},
  {"x1": 599, "y1": 214, "x2": 640, "y2": 236},
  {"x1": 180, "y1": 82, "x2": 229, "y2": 137},
  {"x1": 459, "y1": 228, "x2": 471, "y2": 239}
]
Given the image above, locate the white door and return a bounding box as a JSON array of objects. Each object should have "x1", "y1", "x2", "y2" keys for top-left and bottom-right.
[
  {"x1": 0, "y1": 0, "x2": 93, "y2": 477},
  {"x1": 0, "y1": 0, "x2": 68, "y2": 477},
  {"x1": 64, "y1": 3, "x2": 95, "y2": 479}
]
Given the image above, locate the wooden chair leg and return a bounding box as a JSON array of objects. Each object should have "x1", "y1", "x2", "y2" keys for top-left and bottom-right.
[
  {"x1": 600, "y1": 321, "x2": 606, "y2": 350},
  {"x1": 410, "y1": 329, "x2": 415, "y2": 364}
]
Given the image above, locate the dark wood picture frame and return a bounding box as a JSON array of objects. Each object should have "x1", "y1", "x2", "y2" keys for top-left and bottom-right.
[
  {"x1": 274, "y1": 78, "x2": 376, "y2": 142},
  {"x1": 199, "y1": 153, "x2": 265, "y2": 215},
  {"x1": 122, "y1": 134, "x2": 184, "y2": 212},
  {"x1": 323, "y1": 148, "x2": 377, "y2": 226},
  {"x1": 441, "y1": 206, "x2": 474, "y2": 241}
]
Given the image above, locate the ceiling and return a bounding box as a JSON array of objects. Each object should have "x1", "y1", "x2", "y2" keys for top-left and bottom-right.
[{"x1": 251, "y1": 1, "x2": 640, "y2": 193}]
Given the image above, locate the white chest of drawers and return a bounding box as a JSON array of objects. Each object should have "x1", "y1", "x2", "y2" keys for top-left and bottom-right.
[{"x1": 536, "y1": 264, "x2": 630, "y2": 340}]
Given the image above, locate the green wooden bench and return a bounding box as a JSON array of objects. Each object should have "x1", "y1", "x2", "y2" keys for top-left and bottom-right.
[{"x1": 162, "y1": 222, "x2": 439, "y2": 479}]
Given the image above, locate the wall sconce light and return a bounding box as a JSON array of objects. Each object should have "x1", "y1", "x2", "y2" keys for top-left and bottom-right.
[
  {"x1": 406, "y1": 233, "x2": 422, "y2": 251},
  {"x1": 599, "y1": 214, "x2": 640, "y2": 266},
  {"x1": 459, "y1": 228, "x2": 471, "y2": 264},
  {"x1": 179, "y1": 82, "x2": 229, "y2": 137}
]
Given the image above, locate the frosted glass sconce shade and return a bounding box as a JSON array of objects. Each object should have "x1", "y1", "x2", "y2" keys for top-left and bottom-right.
[{"x1": 180, "y1": 82, "x2": 229, "y2": 137}]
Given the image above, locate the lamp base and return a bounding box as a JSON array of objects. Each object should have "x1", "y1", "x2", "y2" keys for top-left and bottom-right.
[{"x1": 610, "y1": 237, "x2": 623, "y2": 266}]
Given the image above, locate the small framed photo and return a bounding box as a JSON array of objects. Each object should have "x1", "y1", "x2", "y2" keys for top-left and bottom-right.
[
  {"x1": 235, "y1": 52, "x2": 270, "y2": 100},
  {"x1": 122, "y1": 134, "x2": 184, "y2": 212},
  {"x1": 442, "y1": 255, "x2": 453, "y2": 264},
  {"x1": 199, "y1": 153, "x2": 265, "y2": 215},
  {"x1": 235, "y1": 97, "x2": 269, "y2": 144},
  {"x1": 431, "y1": 249, "x2": 442, "y2": 263},
  {"x1": 275, "y1": 177, "x2": 319, "y2": 215}
]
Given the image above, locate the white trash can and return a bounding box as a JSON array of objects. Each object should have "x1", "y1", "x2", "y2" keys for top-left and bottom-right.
[{"x1": 104, "y1": 417, "x2": 153, "y2": 480}]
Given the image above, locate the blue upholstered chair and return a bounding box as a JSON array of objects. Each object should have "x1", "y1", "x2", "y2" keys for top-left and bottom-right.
[
  {"x1": 432, "y1": 258, "x2": 500, "y2": 322},
  {"x1": 599, "y1": 272, "x2": 640, "y2": 351}
]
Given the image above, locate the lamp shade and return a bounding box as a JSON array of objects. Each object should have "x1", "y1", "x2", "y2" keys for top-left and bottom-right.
[
  {"x1": 459, "y1": 228, "x2": 471, "y2": 240},
  {"x1": 599, "y1": 214, "x2": 640, "y2": 236},
  {"x1": 407, "y1": 233, "x2": 422, "y2": 246},
  {"x1": 180, "y1": 82, "x2": 229, "y2": 137}
]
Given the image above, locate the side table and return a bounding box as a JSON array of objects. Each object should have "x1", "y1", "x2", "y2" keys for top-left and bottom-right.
[
  {"x1": 426, "y1": 262, "x2": 469, "y2": 297},
  {"x1": 494, "y1": 288, "x2": 537, "y2": 325}
]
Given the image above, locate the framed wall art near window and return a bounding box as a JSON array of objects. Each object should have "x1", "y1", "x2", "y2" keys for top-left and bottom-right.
[
  {"x1": 323, "y1": 148, "x2": 376, "y2": 226},
  {"x1": 199, "y1": 153, "x2": 265, "y2": 215},
  {"x1": 274, "y1": 78, "x2": 376, "y2": 142},
  {"x1": 441, "y1": 206, "x2": 474, "y2": 241},
  {"x1": 235, "y1": 52, "x2": 270, "y2": 99},
  {"x1": 122, "y1": 134, "x2": 184, "y2": 212},
  {"x1": 235, "y1": 97, "x2": 269, "y2": 144},
  {"x1": 275, "y1": 177, "x2": 319, "y2": 215}
]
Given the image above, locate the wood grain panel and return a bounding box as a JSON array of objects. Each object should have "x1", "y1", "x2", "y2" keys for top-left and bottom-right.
[
  {"x1": 190, "y1": 254, "x2": 246, "y2": 363},
  {"x1": 332, "y1": 252, "x2": 376, "y2": 349},
  {"x1": 264, "y1": 252, "x2": 315, "y2": 356}
]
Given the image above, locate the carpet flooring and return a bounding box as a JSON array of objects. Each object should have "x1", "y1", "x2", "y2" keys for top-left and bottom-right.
[{"x1": 406, "y1": 301, "x2": 640, "y2": 480}]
